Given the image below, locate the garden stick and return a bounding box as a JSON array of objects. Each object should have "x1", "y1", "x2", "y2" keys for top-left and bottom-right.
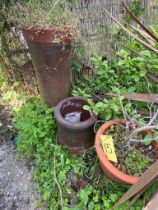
[
  {"x1": 54, "y1": 154, "x2": 63, "y2": 208},
  {"x1": 99, "y1": 1, "x2": 158, "y2": 55},
  {"x1": 107, "y1": 93, "x2": 158, "y2": 103},
  {"x1": 121, "y1": 0, "x2": 158, "y2": 42}
]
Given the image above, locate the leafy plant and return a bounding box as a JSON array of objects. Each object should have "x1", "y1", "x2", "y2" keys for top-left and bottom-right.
[
  {"x1": 71, "y1": 40, "x2": 86, "y2": 72},
  {"x1": 5, "y1": 0, "x2": 78, "y2": 31},
  {"x1": 72, "y1": 86, "x2": 91, "y2": 98},
  {"x1": 13, "y1": 96, "x2": 84, "y2": 209},
  {"x1": 13, "y1": 96, "x2": 56, "y2": 157},
  {"x1": 83, "y1": 97, "x2": 135, "y2": 121},
  {"x1": 127, "y1": 0, "x2": 144, "y2": 23},
  {"x1": 12, "y1": 95, "x2": 158, "y2": 209},
  {"x1": 90, "y1": 56, "x2": 121, "y2": 92},
  {"x1": 118, "y1": 47, "x2": 158, "y2": 80},
  {"x1": 124, "y1": 150, "x2": 151, "y2": 176},
  {"x1": 84, "y1": 97, "x2": 121, "y2": 120},
  {"x1": 143, "y1": 131, "x2": 158, "y2": 145}
]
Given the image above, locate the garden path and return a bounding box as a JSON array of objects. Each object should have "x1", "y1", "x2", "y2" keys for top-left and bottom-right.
[{"x1": 0, "y1": 105, "x2": 43, "y2": 210}]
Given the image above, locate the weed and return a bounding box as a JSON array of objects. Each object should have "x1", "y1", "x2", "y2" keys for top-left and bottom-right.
[{"x1": 12, "y1": 96, "x2": 158, "y2": 209}]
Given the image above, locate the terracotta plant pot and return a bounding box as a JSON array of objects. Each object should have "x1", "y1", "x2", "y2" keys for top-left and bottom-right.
[
  {"x1": 22, "y1": 27, "x2": 73, "y2": 107},
  {"x1": 55, "y1": 97, "x2": 96, "y2": 154},
  {"x1": 95, "y1": 118, "x2": 158, "y2": 185}
]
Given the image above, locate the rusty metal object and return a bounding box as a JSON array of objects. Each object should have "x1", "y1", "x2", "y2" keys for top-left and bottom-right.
[
  {"x1": 22, "y1": 28, "x2": 73, "y2": 107},
  {"x1": 55, "y1": 97, "x2": 96, "y2": 153}
]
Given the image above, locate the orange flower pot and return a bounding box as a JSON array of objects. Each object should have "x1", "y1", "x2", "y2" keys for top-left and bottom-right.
[
  {"x1": 95, "y1": 119, "x2": 139, "y2": 185},
  {"x1": 95, "y1": 118, "x2": 158, "y2": 185}
]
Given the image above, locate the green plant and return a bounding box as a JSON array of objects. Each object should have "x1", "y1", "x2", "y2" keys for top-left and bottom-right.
[
  {"x1": 72, "y1": 86, "x2": 91, "y2": 98},
  {"x1": 83, "y1": 97, "x2": 135, "y2": 121},
  {"x1": 13, "y1": 96, "x2": 84, "y2": 209},
  {"x1": 124, "y1": 150, "x2": 151, "y2": 176},
  {"x1": 127, "y1": 0, "x2": 144, "y2": 23},
  {"x1": 84, "y1": 98, "x2": 121, "y2": 120},
  {"x1": 13, "y1": 96, "x2": 56, "y2": 157},
  {"x1": 12, "y1": 95, "x2": 158, "y2": 209},
  {"x1": 118, "y1": 46, "x2": 158, "y2": 80},
  {"x1": 80, "y1": 48, "x2": 156, "y2": 95},
  {"x1": 72, "y1": 49, "x2": 149, "y2": 98},
  {"x1": 143, "y1": 131, "x2": 158, "y2": 145},
  {"x1": 5, "y1": 0, "x2": 78, "y2": 31},
  {"x1": 90, "y1": 55, "x2": 121, "y2": 92},
  {"x1": 71, "y1": 40, "x2": 86, "y2": 72}
]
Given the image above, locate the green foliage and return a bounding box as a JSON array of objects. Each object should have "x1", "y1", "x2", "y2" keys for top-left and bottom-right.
[
  {"x1": 84, "y1": 97, "x2": 122, "y2": 120},
  {"x1": 124, "y1": 150, "x2": 151, "y2": 176},
  {"x1": 13, "y1": 96, "x2": 56, "y2": 158},
  {"x1": 72, "y1": 77, "x2": 94, "y2": 98},
  {"x1": 6, "y1": 0, "x2": 78, "y2": 30},
  {"x1": 118, "y1": 47, "x2": 158, "y2": 77},
  {"x1": 73, "y1": 46, "x2": 157, "y2": 98},
  {"x1": 144, "y1": 133, "x2": 153, "y2": 145},
  {"x1": 13, "y1": 96, "x2": 130, "y2": 209},
  {"x1": 12, "y1": 96, "x2": 158, "y2": 209},
  {"x1": 90, "y1": 56, "x2": 121, "y2": 92},
  {"x1": 73, "y1": 39, "x2": 158, "y2": 123},
  {"x1": 75, "y1": 35, "x2": 158, "y2": 95},
  {"x1": 116, "y1": 44, "x2": 158, "y2": 93},
  {"x1": 72, "y1": 86, "x2": 91, "y2": 98},
  {"x1": 128, "y1": 0, "x2": 145, "y2": 20},
  {"x1": 144, "y1": 131, "x2": 158, "y2": 145},
  {"x1": 83, "y1": 97, "x2": 138, "y2": 121},
  {"x1": 13, "y1": 96, "x2": 83, "y2": 209},
  {"x1": 71, "y1": 40, "x2": 86, "y2": 72},
  {"x1": 64, "y1": 179, "x2": 129, "y2": 210}
]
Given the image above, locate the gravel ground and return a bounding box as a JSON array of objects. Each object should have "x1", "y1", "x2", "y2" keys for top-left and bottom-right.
[{"x1": 0, "y1": 104, "x2": 44, "y2": 210}]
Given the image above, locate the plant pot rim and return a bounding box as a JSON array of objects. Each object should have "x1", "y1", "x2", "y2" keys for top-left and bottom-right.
[
  {"x1": 22, "y1": 26, "x2": 74, "y2": 32},
  {"x1": 22, "y1": 27, "x2": 73, "y2": 44},
  {"x1": 55, "y1": 96, "x2": 96, "y2": 131},
  {"x1": 95, "y1": 118, "x2": 139, "y2": 184}
]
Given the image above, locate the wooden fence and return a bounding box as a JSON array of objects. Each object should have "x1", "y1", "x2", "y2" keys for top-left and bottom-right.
[
  {"x1": 1, "y1": 0, "x2": 158, "y2": 94},
  {"x1": 72, "y1": 0, "x2": 158, "y2": 62}
]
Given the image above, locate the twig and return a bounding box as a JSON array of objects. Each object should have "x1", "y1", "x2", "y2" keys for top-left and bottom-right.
[
  {"x1": 121, "y1": 0, "x2": 158, "y2": 42},
  {"x1": 147, "y1": 110, "x2": 158, "y2": 126},
  {"x1": 121, "y1": 43, "x2": 144, "y2": 58},
  {"x1": 53, "y1": 154, "x2": 63, "y2": 208},
  {"x1": 127, "y1": 125, "x2": 158, "y2": 142},
  {"x1": 118, "y1": 94, "x2": 127, "y2": 122},
  {"x1": 94, "y1": 120, "x2": 105, "y2": 133},
  {"x1": 99, "y1": 0, "x2": 158, "y2": 55},
  {"x1": 121, "y1": 19, "x2": 156, "y2": 46},
  {"x1": 117, "y1": 95, "x2": 137, "y2": 131},
  {"x1": 130, "y1": 136, "x2": 158, "y2": 143}
]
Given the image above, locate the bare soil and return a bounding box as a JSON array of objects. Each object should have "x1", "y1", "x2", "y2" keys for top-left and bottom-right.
[{"x1": 0, "y1": 104, "x2": 43, "y2": 210}]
